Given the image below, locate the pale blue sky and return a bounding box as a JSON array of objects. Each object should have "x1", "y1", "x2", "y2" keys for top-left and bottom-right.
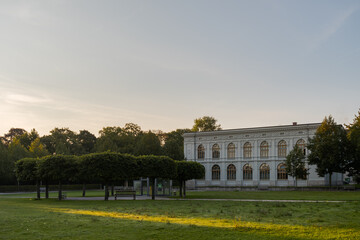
[{"x1": 0, "y1": 0, "x2": 359, "y2": 135}]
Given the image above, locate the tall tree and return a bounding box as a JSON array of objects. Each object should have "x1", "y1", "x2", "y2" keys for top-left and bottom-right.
[
  {"x1": 2, "y1": 128, "x2": 27, "y2": 145},
  {"x1": 307, "y1": 116, "x2": 349, "y2": 187},
  {"x1": 18, "y1": 129, "x2": 40, "y2": 150},
  {"x1": 192, "y1": 116, "x2": 221, "y2": 132},
  {"x1": 345, "y1": 109, "x2": 360, "y2": 182},
  {"x1": 0, "y1": 141, "x2": 14, "y2": 184},
  {"x1": 42, "y1": 128, "x2": 80, "y2": 155},
  {"x1": 135, "y1": 131, "x2": 162, "y2": 156},
  {"x1": 29, "y1": 138, "x2": 49, "y2": 158},
  {"x1": 285, "y1": 145, "x2": 308, "y2": 187},
  {"x1": 162, "y1": 129, "x2": 191, "y2": 160},
  {"x1": 77, "y1": 130, "x2": 97, "y2": 154}
]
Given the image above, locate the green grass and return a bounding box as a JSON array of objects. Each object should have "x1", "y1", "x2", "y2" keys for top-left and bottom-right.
[
  {"x1": 179, "y1": 190, "x2": 360, "y2": 201},
  {"x1": 1, "y1": 192, "x2": 360, "y2": 240}
]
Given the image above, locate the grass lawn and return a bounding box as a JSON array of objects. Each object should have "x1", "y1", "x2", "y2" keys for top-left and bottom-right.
[
  {"x1": 179, "y1": 190, "x2": 360, "y2": 201},
  {"x1": 1, "y1": 192, "x2": 360, "y2": 240}
]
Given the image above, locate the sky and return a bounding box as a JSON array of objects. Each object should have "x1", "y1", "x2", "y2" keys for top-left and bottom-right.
[{"x1": 0, "y1": 0, "x2": 359, "y2": 136}]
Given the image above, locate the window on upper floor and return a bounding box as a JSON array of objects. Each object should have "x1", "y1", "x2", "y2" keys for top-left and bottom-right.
[
  {"x1": 212, "y1": 144, "x2": 220, "y2": 159},
  {"x1": 197, "y1": 144, "x2": 205, "y2": 159},
  {"x1": 243, "y1": 142, "x2": 252, "y2": 158},
  {"x1": 278, "y1": 140, "x2": 287, "y2": 157},
  {"x1": 227, "y1": 143, "x2": 235, "y2": 159},
  {"x1": 260, "y1": 141, "x2": 269, "y2": 158}
]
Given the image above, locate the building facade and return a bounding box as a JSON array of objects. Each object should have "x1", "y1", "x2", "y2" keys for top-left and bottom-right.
[{"x1": 183, "y1": 123, "x2": 343, "y2": 188}]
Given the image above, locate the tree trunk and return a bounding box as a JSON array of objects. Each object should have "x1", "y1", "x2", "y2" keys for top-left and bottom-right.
[
  {"x1": 36, "y1": 180, "x2": 41, "y2": 200},
  {"x1": 183, "y1": 181, "x2": 186, "y2": 197},
  {"x1": 82, "y1": 183, "x2": 86, "y2": 197},
  {"x1": 329, "y1": 173, "x2": 332, "y2": 188},
  {"x1": 104, "y1": 184, "x2": 109, "y2": 201},
  {"x1": 295, "y1": 177, "x2": 297, "y2": 188},
  {"x1": 151, "y1": 178, "x2": 155, "y2": 200},
  {"x1": 58, "y1": 181, "x2": 62, "y2": 200},
  {"x1": 179, "y1": 180, "x2": 183, "y2": 198},
  {"x1": 45, "y1": 182, "x2": 49, "y2": 199},
  {"x1": 111, "y1": 184, "x2": 114, "y2": 196}
]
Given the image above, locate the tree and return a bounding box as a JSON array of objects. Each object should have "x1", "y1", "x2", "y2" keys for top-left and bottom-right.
[
  {"x1": 17, "y1": 129, "x2": 40, "y2": 150},
  {"x1": 2, "y1": 128, "x2": 27, "y2": 145},
  {"x1": 345, "y1": 109, "x2": 360, "y2": 181},
  {"x1": 42, "y1": 128, "x2": 80, "y2": 155},
  {"x1": 307, "y1": 116, "x2": 350, "y2": 187},
  {"x1": 0, "y1": 141, "x2": 14, "y2": 185},
  {"x1": 80, "y1": 152, "x2": 139, "y2": 200},
  {"x1": 15, "y1": 158, "x2": 41, "y2": 199},
  {"x1": 162, "y1": 129, "x2": 191, "y2": 160},
  {"x1": 138, "y1": 155, "x2": 177, "y2": 200},
  {"x1": 192, "y1": 116, "x2": 221, "y2": 132},
  {"x1": 176, "y1": 161, "x2": 205, "y2": 197},
  {"x1": 285, "y1": 145, "x2": 308, "y2": 187},
  {"x1": 135, "y1": 131, "x2": 162, "y2": 156},
  {"x1": 29, "y1": 138, "x2": 49, "y2": 158},
  {"x1": 39, "y1": 155, "x2": 78, "y2": 200},
  {"x1": 77, "y1": 130, "x2": 97, "y2": 154}
]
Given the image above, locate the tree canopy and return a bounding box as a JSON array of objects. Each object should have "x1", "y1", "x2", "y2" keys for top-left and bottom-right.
[
  {"x1": 285, "y1": 145, "x2": 308, "y2": 186},
  {"x1": 307, "y1": 116, "x2": 349, "y2": 186},
  {"x1": 192, "y1": 116, "x2": 221, "y2": 132}
]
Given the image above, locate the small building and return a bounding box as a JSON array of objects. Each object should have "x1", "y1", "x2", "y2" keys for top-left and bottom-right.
[{"x1": 183, "y1": 122, "x2": 343, "y2": 188}]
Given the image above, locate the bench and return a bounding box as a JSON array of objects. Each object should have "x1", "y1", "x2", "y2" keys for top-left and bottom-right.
[
  {"x1": 61, "y1": 193, "x2": 67, "y2": 200},
  {"x1": 258, "y1": 185, "x2": 269, "y2": 190},
  {"x1": 114, "y1": 190, "x2": 136, "y2": 200}
]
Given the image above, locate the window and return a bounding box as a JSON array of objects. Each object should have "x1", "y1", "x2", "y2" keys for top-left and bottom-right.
[
  {"x1": 277, "y1": 164, "x2": 288, "y2": 180},
  {"x1": 260, "y1": 163, "x2": 270, "y2": 180},
  {"x1": 197, "y1": 145, "x2": 205, "y2": 159},
  {"x1": 260, "y1": 141, "x2": 269, "y2": 158},
  {"x1": 212, "y1": 144, "x2": 220, "y2": 159},
  {"x1": 243, "y1": 164, "x2": 252, "y2": 180},
  {"x1": 243, "y1": 142, "x2": 252, "y2": 158},
  {"x1": 227, "y1": 143, "x2": 235, "y2": 159},
  {"x1": 212, "y1": 165, "x2": 220, "y2": 180},
  {"x1": 278, "y1": 140, "x2": 287, "y2": 157},
  {"x1": 296, "y1": 139, "x2": 306, "y2": 155},
  {"x1": 227, "y1": 164, "x2": 236, "y2": 180}
]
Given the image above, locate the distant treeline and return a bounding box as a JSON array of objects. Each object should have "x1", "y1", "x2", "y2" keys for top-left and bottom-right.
[{"x1": 0, "y1": 123, "x2": 191, "y2": 185}]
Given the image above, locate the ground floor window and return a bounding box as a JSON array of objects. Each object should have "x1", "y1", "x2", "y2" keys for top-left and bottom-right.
[
  {"x1": 260, "y1": 163, "x2": 270, "y2": 180},
  {"x1": 277, "y1": 163, "x2": 288, "y2": 180},
  {"x1": 243, "y1": 164, "x2": 252, "y2": 180},
  {"x1": 227, "y1": 164, "x2": 236, "y2": 180},
  {"x1": 212, "y1": 165, "x2": 220, "y2": 180}
]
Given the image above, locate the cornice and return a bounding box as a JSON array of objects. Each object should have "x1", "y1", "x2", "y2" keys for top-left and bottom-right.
[{"x1": 183, "y1": 123, "x2": 321, "y2": 138}]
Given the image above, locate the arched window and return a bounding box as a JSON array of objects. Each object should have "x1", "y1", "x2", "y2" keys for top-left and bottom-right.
[
  {"x1": 227, "y1": 164, "x2": 236, "y2": 180},
  {"x1": 243, "y1": 142, "x2": 252, "y2": 158},
  {"x1": 296, "y1": 139, "x2": 306, "y2": 155},
  {"x1": 277, "y1": 163, "x2": 288, "y2": 180},
  {"x1": 260, "y1": 163, "x2": 270, "y2": 180},
  {"x1": 243, "y1": 164, "x2": 252, "y2": 180},
  {"x1": 212, "y1": 144, "x2": 220, "y2": 159},
  {"x1": 260, "y1": 141, "x2": 269, "y2": 158},
  {"x1": 227, "y1": 143, "x2": 235, "y2": 159},
  {"x1": 278, "y1": 140, "x2": 287, "y2": 157},
  {"x1": 212, "y1": 165, "x2": 220, "y2": 180},
  {"x1": 197, "y1": 145, "x2": 205, "y2": 159}
]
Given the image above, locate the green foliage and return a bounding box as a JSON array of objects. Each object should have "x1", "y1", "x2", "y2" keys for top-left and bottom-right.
[
  {"x1": 1, "y1": 128, "x2": 27, "y2": 145},
  {"x1": 0, "y1": 142, "x2": 15, "y2": 185},
  {"x1": 77, "y1": 130, "x2": 97, "y2": 154},
  {"x1": 95, "y1": 123, "x2": 142, "y2": 154},
  {"x1": 17, "y1": 129, "x2": 40, "y2": 150},
  {"x1": 162, "y1": 129, "x2": 191, "y2": 160},
  {"x1": 308, "y1": 116, "x2": 350, "y2": 185},
  {"x1": 135, "y1": 131, "x2": 162, "y2": 156},
  {"x1": 346, "y1": 109, "x2": 360, "y2": 177},
  {"x1": 29, "y1": 138, "x2": 49, "y2": 158},
  {"x1": 41, "y1": 128, "x2": 82, "y2": 155},
  {"x1": 192, "y1": 116, "x2": 221, "y2": 132},
  {"x1": 176, "y1": 161, "x2": 205, "y2": 181},
  {"x1": 138, "y1": 155, "x2": 177, "y2": 179},
  {"x1": 285, "y1": 145, "x2": 307, "y2": 185},
  {"x1": 15, "y1": 158, "x2": 39, "y2": 183},
  {"x1": 39, "y1": 155, "x2": 78, "y2": 183}
]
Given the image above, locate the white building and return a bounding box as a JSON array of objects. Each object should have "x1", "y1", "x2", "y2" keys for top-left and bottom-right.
[{"x1": 183, "y1": 122, "x2": 343, "y2": 188}]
